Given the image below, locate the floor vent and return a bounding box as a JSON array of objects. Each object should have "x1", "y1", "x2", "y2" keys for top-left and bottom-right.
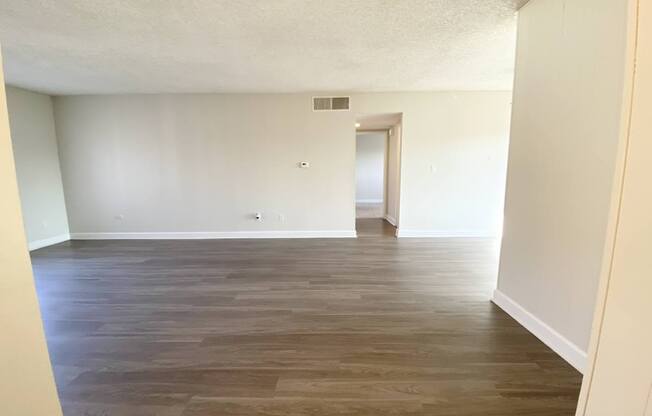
[{"x1": 313, "y1": 96, "x2": 350, "y2": 111}]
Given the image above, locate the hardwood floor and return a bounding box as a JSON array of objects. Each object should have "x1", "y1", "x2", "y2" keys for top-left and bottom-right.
[
  {"x1": 31, "y1": 219, "x2": 581, "y2": 416},
  {"x1": 355, "y1": 202, "x2": 384, "y2": 219},
  {"x1": 356, "y1": 217, "x2": 396, "y2": 237}
]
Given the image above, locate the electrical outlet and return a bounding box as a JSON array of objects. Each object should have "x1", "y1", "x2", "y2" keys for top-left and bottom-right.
[
  {"x1": 114, "y1": 214, "x2": 124, "y2": 221},
  {"x1": 278, "y1": 213, "x2": 285, "y2": 223}
]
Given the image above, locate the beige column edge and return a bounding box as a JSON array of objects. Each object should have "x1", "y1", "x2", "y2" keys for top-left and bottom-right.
[
  {"x1": 574, "y1": 0, "x2": 641, "y2": 414},
  {"x1": 0, "y1": 47, "x2": 63, "y2": 415}
]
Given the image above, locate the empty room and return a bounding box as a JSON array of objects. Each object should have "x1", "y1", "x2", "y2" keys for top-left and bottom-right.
[{"x1": 1, "y1": 1, "x2": 650, "y2": 415}]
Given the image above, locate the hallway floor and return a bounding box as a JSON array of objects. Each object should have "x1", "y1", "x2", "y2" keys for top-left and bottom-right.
[
  {"x1": 356, "y1": 218, "x2": 396, "y2": 238},
  {"x1": 355, "y1": 202, "x2": 384, "y2": 219},
  {"x1": 31, "y1": 219, "x2": 581, "y2": 415}
]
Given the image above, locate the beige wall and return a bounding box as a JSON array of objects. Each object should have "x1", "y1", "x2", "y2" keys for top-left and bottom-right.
[
  {"x1": 495, "y1": 0, "x2": 631, "y2": 369},
  {"x1": 53, "y1": 92, "x2": 511, "y2": 238},
  {"x1": 54, "y1": 94, "x2": 356, "y2": 237},
  {"x1": 578, "y1": 0, "x2": 652, "y2": 413},
  {"x1": 0, "y1": 50, "x2": 63, "y2": 415},
  {"x1": 353, "y1": 92, "x2": 511, "y2": 237},
  {"x1": 7, "y1": 86, "x2": 69, "y2": 248}
]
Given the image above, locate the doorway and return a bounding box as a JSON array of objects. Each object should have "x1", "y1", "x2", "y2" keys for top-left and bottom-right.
[
  {"x1": 355, "y1": 131, "x2": 386, "y2": 218},
  {"x1": 355, "y1": 113, "x2": 402, "y2": 237}
]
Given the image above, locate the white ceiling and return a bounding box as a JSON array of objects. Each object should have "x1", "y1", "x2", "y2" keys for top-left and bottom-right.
[{"x1": 0, "y1": 0, "x2": 528, "y2": 95}]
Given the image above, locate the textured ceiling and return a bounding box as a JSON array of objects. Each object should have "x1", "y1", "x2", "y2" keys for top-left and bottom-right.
[{"x1": 0, "y1": 0, "x2": 529, "y2": 95}]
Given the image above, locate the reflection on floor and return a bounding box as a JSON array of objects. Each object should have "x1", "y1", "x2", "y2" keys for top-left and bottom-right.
[
  {"x1": 356, "y1": 202, "x2": 384, "y2": 218},
  {"x1": 31, "y1": 219, "x2": 581, "y2": 415}
]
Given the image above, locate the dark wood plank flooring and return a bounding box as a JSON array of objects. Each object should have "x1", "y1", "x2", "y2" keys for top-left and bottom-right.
[{"x1": 31, "y1": 219, "x2": 581, "y2": 416}]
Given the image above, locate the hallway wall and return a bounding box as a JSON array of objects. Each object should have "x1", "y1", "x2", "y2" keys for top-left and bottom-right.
[
  {"x1": 494, "y1": 0, "x2": 631, "y2": 372},
  {"x1": 356, "y1": 132, "x2": 386, "y2": 203},
  {"x1": 385, "y1": 123, "x2": 401, "y2": 226},
  {"x1": 6, "y1": 86, "x2": 69, "y2": 249}
]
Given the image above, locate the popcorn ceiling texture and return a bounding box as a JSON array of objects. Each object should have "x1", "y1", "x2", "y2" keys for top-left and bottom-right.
[{"x1": 0, "y1": 0, "x2": 529, "y2": 95}]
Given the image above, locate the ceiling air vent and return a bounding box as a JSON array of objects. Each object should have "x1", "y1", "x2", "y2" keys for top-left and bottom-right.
[{"x1": 312, "y1": 96, "x2": 350, "y2": 111}]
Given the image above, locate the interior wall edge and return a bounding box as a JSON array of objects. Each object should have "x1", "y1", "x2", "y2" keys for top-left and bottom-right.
[
  {"x1": 0, "y1": 47, "x2": 64, "y2": 416},
  {"x1": 28, "y1": 233, "x2": 70, "y2": 251},
  {"x1": 6, "y1": 85, "x2": 70, "y2": 245},
  {"x1": 492, "y1": 289, "x2": 587, "y2": 373},
  {"x1": 575, "y1": 0, "x2": 647, "y2": 412},
  {"x1": 383, "y1": 214, "x2": 397, "y2": 226},
  {"x1": 495, "y1": 0, "x2": 631, "y2": 363}
]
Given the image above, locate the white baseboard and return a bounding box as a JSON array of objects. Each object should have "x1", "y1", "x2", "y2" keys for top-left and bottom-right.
[
  {"x1": 384, "y1": 214, "x2": 397, "y2": 226},
  {"x1": 70, "y1": 230, "x2": 357, "y2": 240},
  {"x1": 396, "y1": 229, "x2": 495, "y2": 238},
  {"x1": 492, "y1": 289, "x2": 587, "y2": 373},
  {"x1": 28, "y1": 233, "x2": 70, "y2": 251},
  {"x1": 356, "y1": 199, "x2": 383, "y2": 204}
]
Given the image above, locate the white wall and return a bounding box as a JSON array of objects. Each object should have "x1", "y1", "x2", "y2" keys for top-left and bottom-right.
[
  {"x1": 53, "y1": 92, "x2": 511, "y2": 238},
  {"x1": 54, "y1": 94, "x2": 356, "y2": 237},
  {"x1": 6, "y1": 86, "x2": 69, "y2": 249},
  {"x1": 0, "y1": 50, "x2": 63, "y2": 416},
  {"x1": 355, "y1": 132, "x2": 385, "y2": 203},
  {"x1": 494, "y1": 0, "x2": 631, "y2": 372},
  {"x1": 353, "y1": 92, "x2": 511, "y2": 237}
]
